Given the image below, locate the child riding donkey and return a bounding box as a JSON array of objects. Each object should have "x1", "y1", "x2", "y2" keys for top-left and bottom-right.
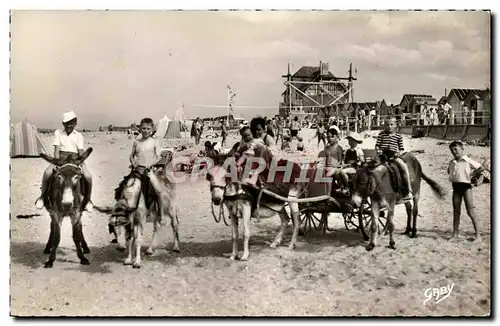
[
  {"x1": 35, "y1": 111, "x2": 93, "y2": 212},
  {"x1": 375, "y1": 117, "x2": 413, "y2": 201},
  {"x1": 112, "y1": 117, "x2": 180, "y2": 264},
  {"x1": 114, "y1": 118, "x2": 167, "y2": 220}
]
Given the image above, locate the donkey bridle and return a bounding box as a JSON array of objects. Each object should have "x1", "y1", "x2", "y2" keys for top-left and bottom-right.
[
  {"x1": 112, "y1": 174, "x2": 144, "y2": 221},
  {"x1": 43, "y1": 163, "x2": 85, "y2": 214}
]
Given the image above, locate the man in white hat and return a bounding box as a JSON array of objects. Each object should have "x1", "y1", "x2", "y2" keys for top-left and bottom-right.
[{"x1": 35, "y1": 111, "x2": 94, "y2": 211}]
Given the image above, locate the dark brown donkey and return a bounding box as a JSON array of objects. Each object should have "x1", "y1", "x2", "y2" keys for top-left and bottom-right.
[
  {"x1": 352, "y1": 152, "x2": 445, "y2": 251},
  {"x1": 40, "y1": 148, "x2": 93, "y2": 268}
]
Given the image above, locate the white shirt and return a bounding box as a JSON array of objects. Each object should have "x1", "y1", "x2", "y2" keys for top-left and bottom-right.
[
  {"x1": 212, "y1": 142, "x2": 222, "y2": 152},
  {"x1": 448, "y1": 155, "x2": 482, "y2": 183},
  {"x1": 444, "y1": 103, "x2": 452, "y2": 114},
  {"x1": 53, "y1": 129, "x2": 84, "y2": 153}
]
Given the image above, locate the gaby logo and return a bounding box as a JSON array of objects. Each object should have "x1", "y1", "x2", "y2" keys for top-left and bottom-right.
[{"x1": 423, "y1": 283, "x2": 454, "y2": 306}]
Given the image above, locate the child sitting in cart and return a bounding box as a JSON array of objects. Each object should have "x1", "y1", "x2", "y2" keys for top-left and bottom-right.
[
  {"x1": 317, "y1": 126, "x2": 350, "y2": 196},
  {"x1": 296, "y1": 136, "x2": 305, "y2": 152},
  {"x1": 343, "y1": 131, "x2": 365, "y2": 175}
]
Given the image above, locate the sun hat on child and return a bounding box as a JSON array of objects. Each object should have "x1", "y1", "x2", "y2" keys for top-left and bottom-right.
[
  {"x1": 62, "y1": 111, "x2": 77, "y2": 123},
  {"x1": 346, "y1": 131, "x2": 363, "y2": 143}
]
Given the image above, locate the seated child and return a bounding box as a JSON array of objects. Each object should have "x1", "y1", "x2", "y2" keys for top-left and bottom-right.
[
  {"x1": 35, "y1": 111, "x2": 93, "y2": 211},
  {"x1": 130, "y1": 118, "x2": 160, "y2": 170},
  {"x1": 232, "y1": 126, "x2": 265, "y2": 187},
  {"x1": 281, "y1": 136, "x2": 291, "y2": 150},
  {"x1": 343, "y1": 131, "x2": 365, "y2": 174},
  {"x1": 297, "y1": 136, "x2": 305, "y2": 152},
  {"x1": 192, "y1": 141, "x2": 223, "y2": 168},
  {"x1": 317, "y1": 126, "x2": 349, "y2": 195},
  {"x1": 375, "y1": 117, "x2": 412, "y2": 201},
  {"x1": 126, "y1": 118, "x2": 163, "y2": 221}
]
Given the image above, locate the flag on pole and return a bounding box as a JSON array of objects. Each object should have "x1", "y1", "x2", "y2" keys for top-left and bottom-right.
[{"x1": 227, "y1": 84, "x2": 236, "y2": 113}]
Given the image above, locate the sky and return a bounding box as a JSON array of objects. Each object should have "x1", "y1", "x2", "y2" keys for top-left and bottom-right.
[{"x1": 10, "y1": 10, "x2": 491, "y2": 129}]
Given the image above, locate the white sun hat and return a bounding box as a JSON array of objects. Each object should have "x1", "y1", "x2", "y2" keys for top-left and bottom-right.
[
  {"x1": 62, "y1": 111, "x2": 77, "y2": 123},
  {"x1": 346, "y1": 131, "x2": 363, "y2": 143}
]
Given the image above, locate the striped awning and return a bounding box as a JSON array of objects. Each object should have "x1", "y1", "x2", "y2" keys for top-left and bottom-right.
[{"x1": 10, "y1": 120, "x2": 50, "y2": 158}]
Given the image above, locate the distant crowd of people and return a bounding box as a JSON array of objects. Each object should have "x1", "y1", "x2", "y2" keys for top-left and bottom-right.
[{"x1": 399, "y1": 99, "x2": 485, "y2": 126}]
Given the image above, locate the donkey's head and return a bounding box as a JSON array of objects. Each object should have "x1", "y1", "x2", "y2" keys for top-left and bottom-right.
[
  {"x1": 112, "y1": 169, "x2": 144, "y2": 222},
  {"x1": 40, "y1": 148, "x2": 93, "y2": 213},
  {"x1": 206, "y1": 164, "x2": 231, "y2": 206},
  {"x1": 351, "y1": 165, "x2": 377, "y2": 207}
]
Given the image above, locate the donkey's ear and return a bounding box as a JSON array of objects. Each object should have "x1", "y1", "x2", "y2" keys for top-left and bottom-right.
[
  {"x1": 40, "y1": 153, "x2": 60, "y2": 166},
  {"x1": 74, "y1": 147, "x2": 93, "y2": 165}
]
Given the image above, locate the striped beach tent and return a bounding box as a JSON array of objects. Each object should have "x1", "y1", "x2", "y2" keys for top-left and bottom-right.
[{"x1": 10, "y1": 120, "x2": 50, "y2": 158}]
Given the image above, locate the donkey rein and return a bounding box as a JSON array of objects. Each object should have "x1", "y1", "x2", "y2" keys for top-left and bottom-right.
[{"x1": 211, "y1": 200, "x2": 229, "y2": 226}]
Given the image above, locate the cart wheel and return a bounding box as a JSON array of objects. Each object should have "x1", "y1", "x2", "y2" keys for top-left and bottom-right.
[
  {"x1": 342, "y1": 210, "x2": 360, "y2": 231},
  {"x1": 300, "y1": 211, "x2": 323, "y2": 235},
  {"x1": 358, "y1": 201, "x2": 387, "y2": 241}
]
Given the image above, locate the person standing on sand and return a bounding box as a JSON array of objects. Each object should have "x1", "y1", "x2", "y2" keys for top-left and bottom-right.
[
  {"x1": 220, "y1": 119, "x2": 227, "y2": 147},
  {"x1": 290, "y1": 116, "x2": 300, "y2": 138},
  {"x1": 275, "y1": 117, "x2": 284, "y2": 145},
  {"x1": 447, "y1": 140, "x2": 484, "y2": 242},
  {"x1": 193, "y1": 117, "x2": 203, "y2": 145},
  {"x1": 310, "y1": 121, "x2": 326, "y2": 149},
  {"x1": 443, "y1": 100, "x2": 452, "y2": 125}
]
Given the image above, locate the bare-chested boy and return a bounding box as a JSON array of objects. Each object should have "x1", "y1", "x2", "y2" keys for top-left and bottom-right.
[
  {"x1": 130, "y1": 118, "x2": 161, "y2": 169},
  {"x1": 318, "y1": 126, "x2": 350, "y2": 195},
  {"x1": 116, "y1": 118, "x2": 162, "y2": 224},
  {"x1": 111, "y1": 118, "x2": 172, "y2": 242}
]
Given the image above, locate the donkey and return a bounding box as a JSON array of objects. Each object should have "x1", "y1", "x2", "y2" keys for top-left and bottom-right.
[
  {"x1": 40, "y1": 148, "x2": 93, "y2": 268},
  {"x1": 206, "y1": 143, "x2": 311, "y2": 261},
  {"x1": 352, "y1": 152, "x2": 445, "y2": 251},
  {"x1": 111, "y1": 164, "x2": 180, "y2": 268}
]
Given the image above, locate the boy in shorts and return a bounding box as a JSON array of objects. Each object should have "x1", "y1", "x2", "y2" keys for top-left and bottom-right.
[
  {"x1": 447, "y1": 140, "x2": 484, "y2": 241},
  {"x1": 126, "y1": 118, "x2": 164, "y2": 220}
]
